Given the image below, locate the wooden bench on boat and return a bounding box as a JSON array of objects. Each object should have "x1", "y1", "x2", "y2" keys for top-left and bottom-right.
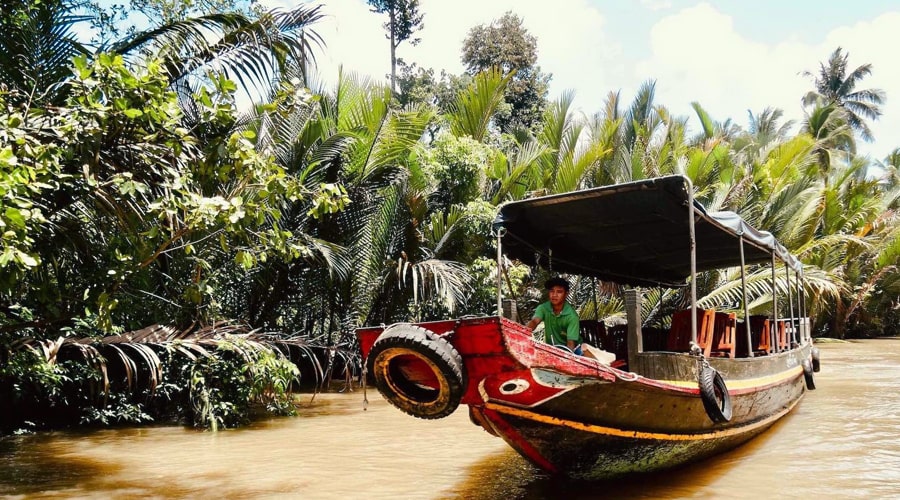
[
  {"x1": 710, "y1": 312, "x2": 737, "y2": 358},
  {"x1": 775, "y1": 319, "x2": 790, "y2": 350},
  {"x1": 736, "y1": 315, "x2": 772, "y2": 356},
  {"x1": 667, "y1": 308, "x2": 715, "y2": 356}
]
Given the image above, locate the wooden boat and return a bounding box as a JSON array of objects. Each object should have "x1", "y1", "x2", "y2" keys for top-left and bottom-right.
[{"x1": 356, "y1": 175, "x2": 819, "y2": 480}]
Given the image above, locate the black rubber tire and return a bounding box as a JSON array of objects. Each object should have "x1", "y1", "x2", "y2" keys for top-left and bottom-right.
[
  {"x1": 699, "y1": 365, "x2": 732, "y2": 424},
  {"x1": 366, "y1": 324, "x2": 466, "y2": 419},
  {"x1": 802, "y1": 358, "x2": 816, "y2": 390},
  {"x1": 811, "y1": 346, "x2": 821, "y2": 372}
]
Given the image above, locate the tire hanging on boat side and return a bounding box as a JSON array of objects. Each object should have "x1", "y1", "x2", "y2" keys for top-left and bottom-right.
[
  {"x1": 802, "y1": 358, "x2": 816, "y2": 390},
  {"x1": 699, "y1": 365, "x2": 732, "y2": 424},
  {"x1": 366, "y1": 324, "x2": 466, "y2": 419},
  {"x1": 811, "y1": 346, "x2": 821, "y2": 372}
]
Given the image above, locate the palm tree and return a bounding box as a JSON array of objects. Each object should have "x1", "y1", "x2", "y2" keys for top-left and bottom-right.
[
  {"x1": 445, "y1": 67, "x2": 511, "y2": 142},
  {"x1": 534, "y1": 90, "x2": 609, "y2": 194},
  {"x1": 802, "y1": 47, "x2": 885, "y2": 142},
  {"x1": 486, "y1": 90, "x2": 610, "y2": 201},
  {"x1": 734, "y1": 107, "x2": 795, "y2": 163},
  {"x1": 109, "y1": 5, "x2": 325, "y2": 98},
  {"x1": 801, "y1": 101, "x2": 856, "y2": 176},
  {"x1": 878, "y1": 148, "x2": 900, "y2": 195},
  {"x1": 747, "y1": 107, "x2": 794, "y2": 147},
  {"x1": 265, "y1": 71, "x2": 468, "y2": 332},
  {"x1": 587, "y1": 80, "x2": 671, "y2": 186},
  {"x1": 0, "y1": 0, "x2": 325, "y2": 106},
  {"x1": 0, "y1": 0, "x2": 90, "y2": 106}
]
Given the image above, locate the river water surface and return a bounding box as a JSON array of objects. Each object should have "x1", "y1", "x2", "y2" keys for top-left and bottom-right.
[{"x1": 1, "y1": 339, "x2": 899, "y2": 499}]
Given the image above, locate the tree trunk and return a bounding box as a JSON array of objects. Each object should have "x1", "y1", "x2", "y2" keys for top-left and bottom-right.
[{"x1": 389, "y1": 6, "x2": 396, "y2": 93}]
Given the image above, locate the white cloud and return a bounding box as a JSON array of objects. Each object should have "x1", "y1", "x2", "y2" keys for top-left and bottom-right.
[
  {"x1": 263, "y1": 0, "x2": 621, "y2": 114},
  {"x1": 640, "y1": 0, "x2": 673, "y2": 12},
  {"x1": 636, "y1": 4, "x2": 810, "y2": 137},
  {"x1": 822, "y1": 12, "x2": 900, "y2": 159},
  {"x1": 262, "y1": 0, "x2": 900, "y2": 159},
  {"x1": 635, "y1": 3, "x2": 900, "y2": 159}
]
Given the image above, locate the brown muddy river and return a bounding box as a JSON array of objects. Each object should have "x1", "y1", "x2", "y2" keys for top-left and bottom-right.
[{"x1": 1, "y1": 339, "x2": 899, "y2": 499}]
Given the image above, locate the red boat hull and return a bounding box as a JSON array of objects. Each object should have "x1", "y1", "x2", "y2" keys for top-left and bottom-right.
[{"x1": 358, "y1": 316, "x2": 810, "y2": 479}]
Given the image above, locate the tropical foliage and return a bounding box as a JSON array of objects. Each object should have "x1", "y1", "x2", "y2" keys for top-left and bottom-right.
[
  {"x1": 0, "y1": 0, "x2": 898, "y2": 434},
  {"x1": 460, "y1": 11, "x2": 551, "y2": 133}
]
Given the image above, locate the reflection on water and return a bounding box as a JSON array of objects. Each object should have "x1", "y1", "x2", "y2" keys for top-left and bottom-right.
[{"x1": 2, "y1": 339, "x2": 899, "y2": 499}]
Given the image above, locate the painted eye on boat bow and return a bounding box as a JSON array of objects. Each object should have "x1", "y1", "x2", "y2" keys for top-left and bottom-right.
[{"x1": 499, "y1": 379, "x2": 530, "y2": 395}]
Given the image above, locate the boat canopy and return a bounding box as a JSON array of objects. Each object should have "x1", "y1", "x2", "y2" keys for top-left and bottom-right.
[{"x1": 493, "y1": 175, "x2": 803, "y2": 288}]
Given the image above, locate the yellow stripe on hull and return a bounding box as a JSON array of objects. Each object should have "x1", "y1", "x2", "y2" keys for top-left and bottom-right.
[
  {"x1": 484, "y1": 396, "x2": 801, "y2": 441},
  {"x1": 654, "y1": 365, "x2": 803, "y2": 391}
]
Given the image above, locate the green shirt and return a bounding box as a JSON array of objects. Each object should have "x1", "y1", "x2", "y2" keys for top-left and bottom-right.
[{"x1": 534, "y1": 301, "x2": 581, "y2": 346}]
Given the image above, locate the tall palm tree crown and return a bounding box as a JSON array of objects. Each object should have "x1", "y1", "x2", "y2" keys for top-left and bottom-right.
[{"x1": 802, "y1": 47, "x2": 885, "y2": 142}]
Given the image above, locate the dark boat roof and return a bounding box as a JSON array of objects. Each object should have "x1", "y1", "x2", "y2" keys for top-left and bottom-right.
[{"x1": 494, "y1": 175, "x2": 803, "y2": 288}]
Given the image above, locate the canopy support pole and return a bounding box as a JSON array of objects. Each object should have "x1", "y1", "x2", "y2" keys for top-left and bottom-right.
[
  {"x1": 801, "y1": 273, "x2": 807, "y2": 341},
  {"x1": 496, "y1": 228, "x2": 505, "y2": 317},
  {"x1": 787, "y1": 262, "x2": 795, "y2": 347},
  {"x1": 739, "y1": 235, "x2": 753, "y2": 357},
  {"x1": 771, "y1": 254, "x2": 779, "y2": 353},
  {"x1": 798, "y1": 271, "x2": 806, "y2": 343},
  {"x1": 687, "y1": 180, "x2": 698, "y2": 345}
]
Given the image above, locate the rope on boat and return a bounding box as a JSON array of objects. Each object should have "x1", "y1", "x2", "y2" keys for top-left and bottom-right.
[
  {"x1": 595, "y1": 362, "x2": 640, "y2": 382},
  {"x1": 362, "y1": 362, "x2": 368, "y2": 411},
  {"x1": 693, "y1": 343, "x2": 711, "y2": 371},
  {"x1": 610, "y1": 367, "x2": 640, "y2": 381},
  {"x1": 363, "y1": 326, "x2": 374, "y2": 411},
  {"x1": 617, "y1": 371, "x2": 640, "y2": 381}
]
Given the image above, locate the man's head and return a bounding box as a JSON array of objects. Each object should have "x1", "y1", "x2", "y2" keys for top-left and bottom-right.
[
  {"x1": 545, "y1": 277, "x2": 570, "y2": 308},
  {"x1": 545, "y1": 277, "x2": 570, "y2": 292}
]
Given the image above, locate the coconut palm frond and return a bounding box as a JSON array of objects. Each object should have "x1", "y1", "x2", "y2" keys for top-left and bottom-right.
[
  {"x1": 111, "y1": 6, "x2": 325, "y2": 92},
  {"x1": 350, "y1": 186, "x2": 405, "y2": 324},
  {"x1": 489, "y1": 139, "x2": 551, "y2": 203},
  {"x1": 538, "y1": 90, "x2": 578, "y2": 157},
  {"x1": 298, "y1": 234, "x2": 351, "y2": 280},
  {"x1": 168, "y1": 339, "x2": 213, "y2": 361},
  {"x1": 776, "y1": 184, "x2": 823, "y2": 250},
  {"x1": 104, "y1": 344, "x2": 138, "y2": 391},
  {"x1": 0, "y1": 0, "x2": 90, "y2": 105},
  {"x1": 64, "y1": 341, "x2": 111, "y2": 401},
  {"x1": 297, "y1": 132, "x2": 357, "y2": 183},
  {"x1": 690, "y1": 101, "x2": 717, "y2": 142},
  {"x1": 348, "y1": 97, "x2": 432, "y2": 189},
  {"x1": 446, "y1": 67, "x2": 511, "y2": 141},
  {"x1": 795, "y1": 233, "x2": 872, "y2": 261},
  {"x1": 120, "y1": 343, "x2": 163, "y2": 393},
  {"x1": 637, "y1": 287, "x2": 682, "y2": 326},
  {"x1": 426, "y1": 205, "x2": 464, "y2": 249},
  {"x1": 699, "y1": 267, "x2": 784, "y2": 313},
  {"x1": 396, "y1": 256, "x2": 472, "y2": 313}
]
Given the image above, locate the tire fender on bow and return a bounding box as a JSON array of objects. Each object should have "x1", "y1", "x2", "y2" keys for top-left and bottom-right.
[{"x1": 366, "y1": 324, "x2": 466, "y2": 419}]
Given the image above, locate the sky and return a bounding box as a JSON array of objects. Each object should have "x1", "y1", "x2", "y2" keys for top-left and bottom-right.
[{"x1": 255, "y1": 0, "x2": 900, "y2": 162}]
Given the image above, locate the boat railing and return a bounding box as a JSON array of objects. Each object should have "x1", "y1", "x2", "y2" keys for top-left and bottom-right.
[
  {"x1": 776, "y1": 317, "x2": 811, "y2": 344},
  {"x1": 615, "y1": 288, "x2": 813, "y2": 372}
]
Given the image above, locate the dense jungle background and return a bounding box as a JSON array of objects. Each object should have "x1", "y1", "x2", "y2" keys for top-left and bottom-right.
[{"x1": 0, "y1": 0, "x2": 896, "y2": 434}]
